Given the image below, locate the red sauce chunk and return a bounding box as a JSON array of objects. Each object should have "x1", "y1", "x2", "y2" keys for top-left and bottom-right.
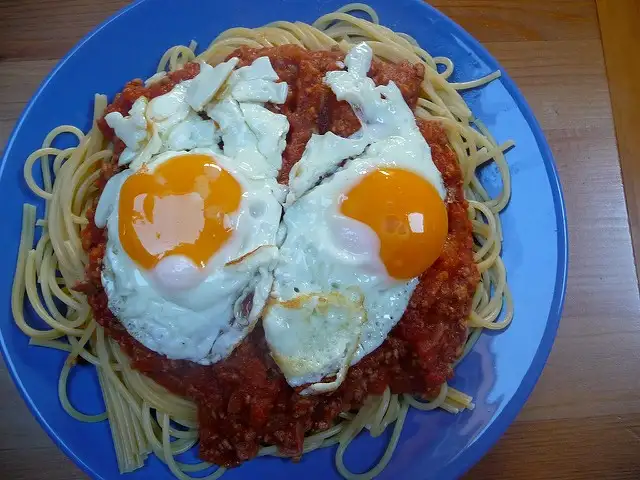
[{"x1": 81, "y1": 46, "x2": 478, "y2": 468}]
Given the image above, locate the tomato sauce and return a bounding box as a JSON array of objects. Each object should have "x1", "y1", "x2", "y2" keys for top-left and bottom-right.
[{"x1": 80, "y1": 46, "x2": 478, "y2": 468}]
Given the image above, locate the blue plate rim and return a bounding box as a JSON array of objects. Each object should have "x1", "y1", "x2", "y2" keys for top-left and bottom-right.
[
  {"x1": 419, "y1": 3, "x2": 569, "y2": 479},
  {"x1": 0, "y1": 0, "x2": 569, "y2": 479}
]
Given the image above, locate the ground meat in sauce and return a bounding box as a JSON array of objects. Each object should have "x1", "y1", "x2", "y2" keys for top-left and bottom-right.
[{"x1": 80, "y1": 46, "x2": 478, "y2": 468}]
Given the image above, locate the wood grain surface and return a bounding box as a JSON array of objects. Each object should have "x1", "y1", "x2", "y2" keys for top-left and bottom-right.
[
  {"x1": 1, "y1": 1, "x2": 639, "y2": 479},
  {"x1": 597, "y1": 0, "x2": 640, "y2": 285}
]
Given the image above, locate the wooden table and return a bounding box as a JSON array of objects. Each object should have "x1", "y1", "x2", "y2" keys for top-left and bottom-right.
[{"x1": 1, "y1": 1, "x2": 639, "y2": 478}]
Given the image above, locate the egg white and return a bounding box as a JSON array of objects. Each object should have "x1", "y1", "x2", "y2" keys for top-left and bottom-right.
[
  {"x1": 105, "y1": 56, "x2": 290, "y2": 174},
  {"x1": 263, "y1": 42, "x2": 445, "y2": 393}
]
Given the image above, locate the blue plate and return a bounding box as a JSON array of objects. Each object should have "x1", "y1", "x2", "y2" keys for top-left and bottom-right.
[{"x1": 0, "y1": 0, "x2": 568, "y2": 478}]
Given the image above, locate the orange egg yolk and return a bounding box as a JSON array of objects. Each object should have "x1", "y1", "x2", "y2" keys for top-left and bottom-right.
[
  {"x1": 118, "y1": 153, "x2": 242, "y2": 269},
  {"x1": 340, "y1": 168, "x2": 448, "y2": 280}
]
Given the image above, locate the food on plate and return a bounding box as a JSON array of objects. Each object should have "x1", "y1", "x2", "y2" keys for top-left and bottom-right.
[{"x1": 12, "y1": 4, "x2": 513, "y2": 479}]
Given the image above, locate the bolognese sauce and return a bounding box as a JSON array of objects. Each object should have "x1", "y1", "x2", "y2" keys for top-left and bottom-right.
[{"x1": 81, "y1": 45, "x2": 478, "y2": 467}]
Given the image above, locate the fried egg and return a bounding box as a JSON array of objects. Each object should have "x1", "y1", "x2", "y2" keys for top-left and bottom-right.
[
  {"x1": 96, "y1": 55, "x2": 289, "y2": 364},
  {"x1": 95, "y1": 149, "x2": 283, "y2": 364},
  {"x1": 262, "y1": 43, "x2": 448, "y2": 393}
]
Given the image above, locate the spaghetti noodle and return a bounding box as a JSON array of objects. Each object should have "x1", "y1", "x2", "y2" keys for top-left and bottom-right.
[{"x1": 12, "y1": 4, "x2": 513, "y2": 479}]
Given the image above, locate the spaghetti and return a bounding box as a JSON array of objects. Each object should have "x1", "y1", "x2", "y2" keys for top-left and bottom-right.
[{"x1": 12, "y1": 4, "x2": 513, "y2": 479}]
